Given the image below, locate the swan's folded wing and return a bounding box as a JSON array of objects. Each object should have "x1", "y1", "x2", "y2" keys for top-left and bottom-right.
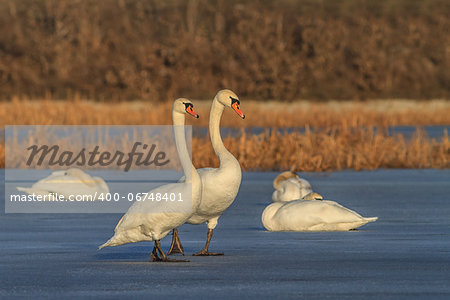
[
  {"x1": 113, "y1": 182, "x2": 192, "y2": 233},
  {"x1": 28, "y1": 176, "x2": 96, "y2": 199},
  {"x1": 16, "y1": 187, "x2": 48, "y2": 195},
  {"x1": 316, "y1": 200, "x2": 368, "y2": 222},
  {"x1": 65, "y1": 168, "x2": 98, "y2": 187}
]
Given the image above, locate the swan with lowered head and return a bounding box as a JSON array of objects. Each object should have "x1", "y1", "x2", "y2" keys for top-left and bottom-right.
[
  {"x1": 17, "y1": 168, "x2": 109, "y2": 200},
  {"x1": 272, "y1": 171, "x2": 313, "y2": 202},
  {"x1": 168, "y1": 89, "x2": 245, "y2": 256},
  {"x1": 99, "y1": 99, "x2": 201, "y2": 262},
  {"x1": 262, "y1": 192, "x2": 378, "y2": 231}
]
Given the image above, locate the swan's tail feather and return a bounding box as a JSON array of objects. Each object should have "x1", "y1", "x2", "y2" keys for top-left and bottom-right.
[
  {"x1": 364, "y1": 217, "x2": 378, "y2": 223},
  {"x1": 98, "y1": 234, "x2": 125, "y2": 250},
  {"x1": 17, "y1": 187, "x2": 32, "y2": 194},
  {"x1": 98, "y1": 238, "x2": 113, "y2": 250},
  {"x1": 98, "y1": 229, "x2": 152, "y2": 250}
]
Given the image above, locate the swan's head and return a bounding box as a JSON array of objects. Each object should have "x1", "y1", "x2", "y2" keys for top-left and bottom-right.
[
  {"x1": 273, "y1": 171, "x2": 299, "y2": 189},
  {"x1": 216, "y1": 89, "x2": 245, "y2": 119},
  {"x1": 173, "y1": 98, "x2": 199, "y2": 118}
]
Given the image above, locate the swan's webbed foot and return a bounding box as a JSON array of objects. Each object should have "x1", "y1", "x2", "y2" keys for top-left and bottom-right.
[
  {"x1": 151, "y1": 253, "x2": 189, "y2": 262},
  {"x1": 150, "y1": 253, "x2": 163, "y2": 262},
  {"x1": 349, "y1": 228, "x2": 359, "y2": 231},
  {"x1": 192, "y1": 228, "x2": 224, "y2": 256},
  {"x1": 150, "y1": 245, "x2": 163, "y2": 262},
  {"x1": 192, "y1": 249, "x2": 224, "y2": 256},
  {"x1": 162, "y1": 257, "x2": 190, "y2": 262},
  {"x1": 167, "y1": 228, "x2": 185, "y2": 256},
  {"x1": 150, "y1": 240, "x2": 189, "y2": 263}
]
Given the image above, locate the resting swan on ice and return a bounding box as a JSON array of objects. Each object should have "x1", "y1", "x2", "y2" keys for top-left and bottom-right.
[
  {"x1": 262, "y1": 192, "x2": 378, "y2": 231},
  {"x1": 272, "y1": 171, "x2": 313, "y2": 202},
  {"x1": 99, "y1": 99, "x2": 201, "y2": 262},
  {"x1": 168, "y1": 89, "x2": 245, "y2": 256},
  {"x1": 16, "y1": 168, "x2": 109, "y2": 200}
]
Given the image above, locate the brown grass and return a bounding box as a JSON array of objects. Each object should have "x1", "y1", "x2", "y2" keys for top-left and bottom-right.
[
  {"x1": 192, "y1": 128, "x2": 450, "y2": 171},
  {"x1": 1, "y1": 99, "x2": 449, "y2": 170},
  {"x1": 1, "y1": 99, "x2": 449, "y2": 128},
  {"x1": 1, "y1": 0, "x2": 449, "y2": 101}
]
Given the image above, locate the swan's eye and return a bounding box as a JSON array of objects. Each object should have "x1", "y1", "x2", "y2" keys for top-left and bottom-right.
[
  {"x1": 183, "y1": 103, "x2": 193, "y2": 109},
  {"x1": 230, "y1": 96, "x2": 240, "y2": 105}
]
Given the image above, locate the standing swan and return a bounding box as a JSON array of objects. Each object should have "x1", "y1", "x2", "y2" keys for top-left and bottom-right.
[
  {"x1": 99, "y1": 99, "x2": 201, "y2": 262},
  {"x1": 169, "y1": 89, "x2": 245, "y2": 256},
  {"x1": 17, "y1": 168, "x2": 109, "y2": 200},
  {"x1": 272, "y1": 171, "x2": 313, "y2": 202}
]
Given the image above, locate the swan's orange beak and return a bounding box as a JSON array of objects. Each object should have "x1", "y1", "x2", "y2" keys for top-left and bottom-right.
[
  {"x1": 185, "y1": 105, "x2": 199, "y2": 118},
  {"x1": 232, "y1": 102, "x2": 245, "y2": 119}
]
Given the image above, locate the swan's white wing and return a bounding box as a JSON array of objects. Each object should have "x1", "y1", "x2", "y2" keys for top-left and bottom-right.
[
  {"x1": 17, "y1": 171, "x2": 107, "y2": 200},
  {"x1": 269, "y1": 200, "x2": 377, "y2": 231},
  {"x1": 281, "y1": 200, "x2": 364, "y2": 223},
  {"x1": 65, "y1": 168, "x2": 95, "y2": 183},
  {"x1": 92, "y1": 176, "x2": 110, "y2": 193},
  {"x1": 100, "y1": 182, "x2": 193, "y2": 247},
  {"x1": 16, "y1": 172, "x2": 78, "y2": 198},
  {"x1": 318, "y1": 200, "x2": 368, "y2": 220},
  {"x1": 50, "y1": 170, "x2": 67, "y2": 176},
  {"x1": 17, "y1": 174, "x2": 80, "y2": 195},
  {"x1": 16, "y1": 187, "x2": 50, "y2": 196},
  {"x1": 118, "y1": 182, "x2": 194, "y2": 230}
]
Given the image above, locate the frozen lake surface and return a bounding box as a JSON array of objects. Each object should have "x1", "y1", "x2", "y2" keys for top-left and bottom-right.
[{"x1": 1, "y1": 169, "x2": 449, "y2": 299}]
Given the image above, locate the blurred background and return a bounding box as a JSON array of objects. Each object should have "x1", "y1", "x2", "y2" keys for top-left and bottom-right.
[
  {"x1": 0, "y1": 0, "x2": 449, "y2": 170},
  {"x1": 1, "y1": 0, "x2": 449, "y2": 101}
]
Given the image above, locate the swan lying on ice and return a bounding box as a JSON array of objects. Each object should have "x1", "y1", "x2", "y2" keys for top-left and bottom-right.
[
  {"x1": 262, "y1": 192, "x2": 378, "y2": 231},
  {"x1": 16, "y1": 168, "x2": 109, "y2": 200},
  {"x1": 272, "y1": 171, "x2": 313, "y2": 202}
]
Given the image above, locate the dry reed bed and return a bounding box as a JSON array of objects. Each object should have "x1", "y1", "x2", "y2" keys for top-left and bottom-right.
[
  {"x1": 1, "y1": 127, "x2": 448, "y2": 170},
  {"x1": 1, "y1": 100, "x2": 449, "y2": 170},
  {"x1": 1, "y1": 99, "x2": 449, "y2": 128},
  {"x1": 193, "y1": 128, "x2": 450, "y2": 171}
]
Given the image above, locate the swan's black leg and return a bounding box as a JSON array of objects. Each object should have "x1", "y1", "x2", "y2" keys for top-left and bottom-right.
[
  {"x1": 167, "y1": 228, "x2": 185, "y2": 256},
  {"x1": 193, "y1": 229, "x2": 224, "y2": 256},
  {"x1": 150, "y1": 243, "x2": 162, "y2": 262}
]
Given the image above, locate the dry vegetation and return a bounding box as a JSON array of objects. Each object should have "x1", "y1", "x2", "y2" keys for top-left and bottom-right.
[
  {"x1": 193, "y1": 127, "x2": 449, "y2": 171},
  {"x1": 1, "y1": 99, "x2": 449, "y2": 170},
  {"x1": 1, "y1": 0, "x2": 449, "y2": 101},
  {"x1": 1, "y1": 98, "x2": 449, "y2": 128},
  {"x1": 1, "y1": 0, "x2": 449, "y2": 170}
]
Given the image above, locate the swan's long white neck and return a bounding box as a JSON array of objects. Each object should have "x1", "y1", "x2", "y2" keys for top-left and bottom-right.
[
  {"x1": 172, "y1": 110, "x2": 197, "y2": 182},
  {"x1": 209, "y1": 97, "x2": 235, "y2": 166}
]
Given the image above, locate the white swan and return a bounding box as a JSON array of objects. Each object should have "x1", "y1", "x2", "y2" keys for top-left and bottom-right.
[
  {"x1": 16, "y1": 168, "x2": 109, "y2": 200},
  {"x1": 262, "y1": 192, "x2": 378, "y2": 231},
  {"x1": 168, "y1": 89, "x2": 245, "y2": 256},
  {"x1": 272, "y1": 171, "x2": 313, "y2": 202},
  {"x1": 99, "y1": 99, "x2": 202, "y2": 262}
]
